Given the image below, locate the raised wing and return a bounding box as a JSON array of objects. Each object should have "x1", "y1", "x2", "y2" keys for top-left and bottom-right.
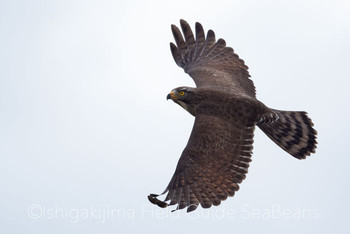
[
  {"x1": 148, "y1": 114, "x2": 255, "y2": 212},
  {"x1": 170, "y1": 19, "x2": 256, "y2": 98}
]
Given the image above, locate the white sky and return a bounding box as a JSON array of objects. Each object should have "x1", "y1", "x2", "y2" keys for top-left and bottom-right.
[{"x1": 1, "y1": 0, "x2": 350, "y2": 233}]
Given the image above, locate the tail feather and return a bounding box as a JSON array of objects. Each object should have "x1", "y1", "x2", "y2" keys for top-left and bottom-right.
[{"x1": 258, "y1": 109, "x2": 317, "y2": 159}]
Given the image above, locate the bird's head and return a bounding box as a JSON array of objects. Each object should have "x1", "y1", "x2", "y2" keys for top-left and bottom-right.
[{"x1": 167, "y1": 86, "x2": 198, "y2": 115}]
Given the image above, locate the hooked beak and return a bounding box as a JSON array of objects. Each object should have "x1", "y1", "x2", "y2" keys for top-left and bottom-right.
[{"x1": 166, "y1": 91, "x2": 174, "y2": 100}]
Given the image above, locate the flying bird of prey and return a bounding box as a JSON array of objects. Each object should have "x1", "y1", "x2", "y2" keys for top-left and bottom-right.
[{"x1": 148, "y1": 20, "x2": 317, "y2": 212}]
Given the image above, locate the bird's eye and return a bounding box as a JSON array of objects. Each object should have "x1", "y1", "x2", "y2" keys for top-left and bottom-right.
[{"x1": 179, "y1": 91, "x2": 185, "y2": 96}]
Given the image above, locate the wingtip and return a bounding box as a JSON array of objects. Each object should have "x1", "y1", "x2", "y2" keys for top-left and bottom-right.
[
  {"x1": 180, "y1": 19, "x2": 187, "y2": 24},
  {"x1": 195, "y1": 22, "x2": 205, "y2": 41},
  {"x1": 186, "y1": 204, "x2": 199, "y2": 212},
  {"x1": 180, "y1": 19, "x2": 191, "y2": 30},
  {"x1": 195, "y1": 22, "x2": 203, "y2": 28},
  {"x1": 207, "y1": 29, "x2": 215, "y2": 37},
  {"x1": 170, "y1": 24, "x2": 177, "y2": 31},
  {"x1": 170, "y1": 42, "x2": 177, "y2": 49},
  {"x1": 148, "y1": 194, "x2": 169, "y2": 208}
]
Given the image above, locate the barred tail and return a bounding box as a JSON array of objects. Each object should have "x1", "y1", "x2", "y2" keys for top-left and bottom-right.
[{"x1": 258, "y1": 109, "x2": 317, "y2": 159}]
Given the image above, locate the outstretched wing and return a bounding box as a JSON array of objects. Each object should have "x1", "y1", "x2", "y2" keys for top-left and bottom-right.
[
  {"x1": 170, "y1": 19, "x2": 256, "y2": 98},
  {"x1": 148, "y1": 114, "x2": 255, "y2": 212}
]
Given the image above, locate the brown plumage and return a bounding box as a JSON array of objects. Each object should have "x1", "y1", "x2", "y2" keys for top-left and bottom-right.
[{"x1": 148, "y1": 19, "x2": 317, "y2": 212}]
